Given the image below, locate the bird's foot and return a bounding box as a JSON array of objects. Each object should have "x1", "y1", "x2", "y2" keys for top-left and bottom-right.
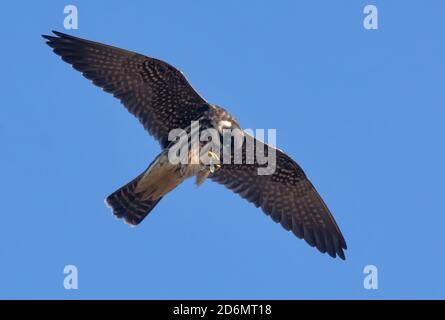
[{"x1": 207, "y1": 150, "x2": 221, "y2": 173}]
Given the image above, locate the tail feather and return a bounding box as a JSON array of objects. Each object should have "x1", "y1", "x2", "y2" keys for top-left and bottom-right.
[{"x1": 105, "y1": 174, "x2": 162, "y2": 226}]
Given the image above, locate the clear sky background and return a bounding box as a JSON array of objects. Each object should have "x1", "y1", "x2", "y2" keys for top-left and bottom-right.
[{"x1": 1, "y1": 1, "x2": 444, "y2": 299}]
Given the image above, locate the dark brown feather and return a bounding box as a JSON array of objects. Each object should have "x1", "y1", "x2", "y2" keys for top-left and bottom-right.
[
  {"x1": 42, "y1": 31, "x2": 210, "y2": 148},
  {"x1": 210, "y1": 135, "x2": 347, "y2": 259}
]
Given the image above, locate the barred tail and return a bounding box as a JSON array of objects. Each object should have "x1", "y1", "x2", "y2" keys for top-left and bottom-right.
[{"x1": 105, "y1": 174, "x2": 162, "y2": 226}]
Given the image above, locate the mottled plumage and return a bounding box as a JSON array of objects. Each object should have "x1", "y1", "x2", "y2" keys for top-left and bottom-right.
[
  {"x1": 43, "y1": 31, "x2": 347, "y2": 259},
  {"x1": 211, "y1": 136, "x2": 346, "y2": 259}
]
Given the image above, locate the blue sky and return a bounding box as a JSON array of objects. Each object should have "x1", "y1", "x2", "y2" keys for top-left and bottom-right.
[{"x1": 1, "y1": 1, "x2": 444, "y2": 299}]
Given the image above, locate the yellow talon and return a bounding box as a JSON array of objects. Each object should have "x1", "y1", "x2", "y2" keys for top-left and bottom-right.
[
  {"x1": 207, "y1": 150, "x2": 220, "y2": 161},
  {"x1": 207, "y1": 150, "x2": 221, "y2": 173},
  {"x1": 209, "y1": 164, "x2": 221, "y2": 173}
]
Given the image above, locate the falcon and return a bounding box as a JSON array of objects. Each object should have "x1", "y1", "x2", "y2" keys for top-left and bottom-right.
[{"x1": 43, "y1": 31, "x2": 347, "y2": 259}]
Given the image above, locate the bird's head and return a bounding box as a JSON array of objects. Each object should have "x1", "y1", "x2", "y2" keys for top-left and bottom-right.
[
  {"x1": 209, "y1": 105, "x2": 240, "y2": 131},
  {"x1": 211, "y1": 105, "x2": 244, "y2": 152}
]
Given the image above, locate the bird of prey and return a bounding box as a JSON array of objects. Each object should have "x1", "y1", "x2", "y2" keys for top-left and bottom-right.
[{"x1": 43, "y1": 31, "x2": 347, "y2": 259}]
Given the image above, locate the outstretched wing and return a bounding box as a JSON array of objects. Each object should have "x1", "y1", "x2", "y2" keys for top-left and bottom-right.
[
  {"x1": 43, "y1": 31, "x2": 210, "y2": 148},
  {"x1": 210, "y1": 136, "x2": 347, "y2": 259}
]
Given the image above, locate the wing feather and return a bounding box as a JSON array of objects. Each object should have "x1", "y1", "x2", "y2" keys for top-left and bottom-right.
[
  {"x1": 43, "y1": 31, "x2": 210, "y2": 148},
  {"x1": 210, "y1": 136, "x2": 347, "y2": 259}
]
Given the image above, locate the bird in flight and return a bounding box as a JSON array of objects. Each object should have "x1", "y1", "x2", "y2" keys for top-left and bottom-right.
[{"x1": 43, "y1": 31, "x2": 347, "y2": 259}]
